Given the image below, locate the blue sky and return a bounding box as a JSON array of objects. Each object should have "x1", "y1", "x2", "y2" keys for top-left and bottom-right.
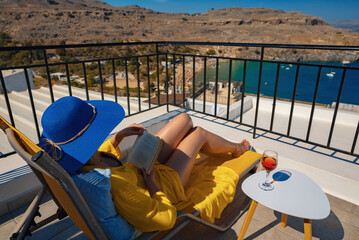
[{"x1": 102, "y1": 0, "x2": 359, "y2": 22}]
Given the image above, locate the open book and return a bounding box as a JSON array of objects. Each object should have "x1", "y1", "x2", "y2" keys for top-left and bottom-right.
[{"x1": 126, "y1": 131, "x2": 165, "y2": 174}]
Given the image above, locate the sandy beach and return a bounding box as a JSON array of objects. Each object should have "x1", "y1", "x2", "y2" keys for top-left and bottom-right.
[{"x1": 105, "y1": 78, "x2": 140, "y2": 88}]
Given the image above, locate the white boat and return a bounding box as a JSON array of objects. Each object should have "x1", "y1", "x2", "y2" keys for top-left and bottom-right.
[
  {"x1": 342, "y1": 60, "x2": 350, "y2": 64},
  {"x1": 326, "y1": 73, "x2": 334, "y2": 77}
]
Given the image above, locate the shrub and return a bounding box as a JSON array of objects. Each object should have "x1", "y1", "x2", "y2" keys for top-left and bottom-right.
[{"x1": 206, "y1": 49, "x2": 216, "y2": 55}]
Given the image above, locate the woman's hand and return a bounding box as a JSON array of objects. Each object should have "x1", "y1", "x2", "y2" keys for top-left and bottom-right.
[
  {"x1": 139, "y1": 168, "x2": 161, "y2": 197},
  {"x1": 120, "y1": 123, "x2": 146, "y2": 137},
  {"x1": 111, "y1": 123, "x2": 146, "y2": 146}
]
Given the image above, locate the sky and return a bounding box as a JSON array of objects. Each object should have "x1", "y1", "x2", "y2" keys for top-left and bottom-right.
[{"x1": 102, "y1": 0, "x2": 359, "y2": 22}]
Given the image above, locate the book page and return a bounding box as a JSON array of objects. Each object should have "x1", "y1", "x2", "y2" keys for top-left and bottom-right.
[{"x1": 127, "y1": 131, "x2": 161, "y2": 170}]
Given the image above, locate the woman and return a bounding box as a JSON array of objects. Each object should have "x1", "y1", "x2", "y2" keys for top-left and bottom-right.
[{"x1": 40, "y1": 96, "x2": 251, "y2": 232}]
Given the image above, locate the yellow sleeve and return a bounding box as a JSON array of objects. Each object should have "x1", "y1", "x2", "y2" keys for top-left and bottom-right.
[
  {"x1": 97, "y1": 138, "x2": 122, "y2": 159},
  {"x1": 110, "y1": 166, "x2": 177, "y2": 232}
]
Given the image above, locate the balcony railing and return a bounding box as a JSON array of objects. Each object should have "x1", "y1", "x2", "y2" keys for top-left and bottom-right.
[{"x1": 0, "y1": 41, "x2": 359, "y2": 158}]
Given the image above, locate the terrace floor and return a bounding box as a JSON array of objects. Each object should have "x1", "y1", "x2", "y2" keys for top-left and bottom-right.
[
  {"x1": 1, "y1": 177, "x2": 358, "y2": 240},
  {"x1": 1, "y1": 105, "x2": 359, "y2": 239}
]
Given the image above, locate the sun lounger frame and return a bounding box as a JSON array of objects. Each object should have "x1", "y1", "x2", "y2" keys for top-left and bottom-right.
[{"x1": 1, "y1": 118, "x2": 259, "y2": 240}]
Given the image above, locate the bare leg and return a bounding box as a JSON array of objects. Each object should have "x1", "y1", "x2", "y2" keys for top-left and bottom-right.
[
  {"x1": 165, "y1": 126, "x2": 250, "y2": 186},
  {"x1": 155, "y1": 113, "x2": 193, "y2": 164}
]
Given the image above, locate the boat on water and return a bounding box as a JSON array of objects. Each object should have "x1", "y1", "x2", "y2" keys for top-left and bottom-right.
[
  {"x1": 326, "y1": 71, "x2": 336, "y2": 78},
  {"x1": 342, "y1": 60, "x2": 350, "y2": 64}
]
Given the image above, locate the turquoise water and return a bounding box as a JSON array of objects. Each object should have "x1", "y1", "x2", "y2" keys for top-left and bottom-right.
[{"x1": 195, "y1": 61, "x2": 359, "y2": 105}]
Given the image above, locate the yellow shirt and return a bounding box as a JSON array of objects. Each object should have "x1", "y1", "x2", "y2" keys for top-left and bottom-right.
[{"x1": 82, "y1": 139, "x2": 240, "y2": 232}]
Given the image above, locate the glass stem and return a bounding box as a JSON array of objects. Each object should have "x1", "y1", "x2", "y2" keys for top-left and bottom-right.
[{"x1": 265, "y1": 171, "x2": 271, "y2": 186}]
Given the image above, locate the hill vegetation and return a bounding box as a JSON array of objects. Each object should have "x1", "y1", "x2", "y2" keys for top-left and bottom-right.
[{"x1": 0, "y1": 0, "x2": 358, "y2": 47}]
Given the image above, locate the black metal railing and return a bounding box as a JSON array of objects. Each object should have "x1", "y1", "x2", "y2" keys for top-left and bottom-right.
[{"x1": 0, "y1": 41, "x2": 358, "y2": 158}]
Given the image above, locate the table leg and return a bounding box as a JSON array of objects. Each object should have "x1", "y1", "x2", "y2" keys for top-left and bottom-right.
[
  {"x1": 304, "y1": 219, "x2": 312, "y2": 240},
  {"x1": 238, "y1": 200, "x2": 258, "y2": 240},
  {"x1": 281, "y1": 213, "x2": 288, "y2": 228}
]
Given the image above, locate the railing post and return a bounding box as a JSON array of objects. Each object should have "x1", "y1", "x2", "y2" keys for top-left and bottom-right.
[
  {"x1": 270, "y1": 63, "x2": 281, "y2": 132},
  {"x1": 226, "y1": 59, "x2": 232, "y2": 120},
  {"x1": 24, "y1": 68, "x2": 41, "y2": 141},
  {"x1": 240, "y1": 60, "x2": 247, "y2": 125},
  {"x1": 98, "y1": 61, "x2": 104, "y2": 100},
  {"x1": 287, "y1": 64, "x2": 300, "y2": 136},
  {"x1": 147, "y1": 56, "x2": 151, "y2": 109},
  {"x1": 165, "y1": 53, "x2": 169, "y2": 112},
  {"x1": 253, "y1": 47, "x2": 265, "y2": 139},
  {"x1": 125, "y1": 58, "x2": 131, "y2": 116},
  {"x1": 327, "y1": 68, "x2": 347, "y2": 148},
  {"x1": 136, "y1": 56, "x2": 141, "y2": 112},
  {"x1": 306, "y1": 66, "x2": 322, "y2": 142},
  {"x1": 82, "y1": 62, "x2": 89, "y2": 101},
  {"x1": 173, "y1": 54, "x2": 176, "y2": 106},
  {"x1": 182, "y1": 56, "x2": 186, "y2": 108},
  {"x1": 214, "y1": 57, "x2": 219, "y2": 117},
  {"x1": 42, "y1": 48, "x2": 55, "y2": 103},
  {"x1": 192, "y1": 56, "x2": 196, "y2": 111},
  {"x1": 0, "y1": 70, "x2": 15, "y2": 126},
  {"x1": 112, "y1": 59, "x2": 118, "y2": 103},
  {"x1": 351, "y1": 121, "x2": 359, "y2": 155},
  {"x1": 156, "y1": 43, "x2": 160, "y2": 106},
  {"x1": 65, "y1": 63, "x2": 72, "y2": 96},
  {"x1": 203, "y1": 56, "x2": 207, "y2": 114}
]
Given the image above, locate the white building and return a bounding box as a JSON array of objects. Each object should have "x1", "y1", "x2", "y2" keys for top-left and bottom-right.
[
  {"x1": 74, "y1": 78, "x2": 85, "y2": 84},
  {"x1": 186, "y1": 97, "x2": 253, "y2": 120},
  {"x1": 0, "y1": 69, "x2": 34, "y2": 93},
  {"x1": 209, "y1": 81, "x2": 224, "y2": 89},
  {"x1": 50, "y1": 72, "x2": 65, "y2": 79},
  {"x1": 161, "y1": 61, "x2": 172, "y2": 67}
]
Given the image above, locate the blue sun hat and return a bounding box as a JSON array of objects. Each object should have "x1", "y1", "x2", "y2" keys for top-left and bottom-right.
[{"x1": 39, "y1": 96, "x2": 125, "y2": 174}]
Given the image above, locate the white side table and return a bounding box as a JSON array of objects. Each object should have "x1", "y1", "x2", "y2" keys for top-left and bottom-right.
[{"x1": 238, "y1": 168, "x2": 330, "y2": 240}]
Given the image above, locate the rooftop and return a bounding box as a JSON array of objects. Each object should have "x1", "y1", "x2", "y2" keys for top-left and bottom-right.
[{"x1": 2, "y1": 69, "x2": 26, "y2": 78}]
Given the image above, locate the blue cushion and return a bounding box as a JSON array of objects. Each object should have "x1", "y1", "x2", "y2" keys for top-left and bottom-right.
[{"x1": 72, "y1": 168, "x2": 135, "y2": 240}]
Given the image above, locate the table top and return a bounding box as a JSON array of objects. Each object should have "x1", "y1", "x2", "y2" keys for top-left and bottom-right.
[{"x1": 242, "y1": 168, "x2": 330, "y2": 220}]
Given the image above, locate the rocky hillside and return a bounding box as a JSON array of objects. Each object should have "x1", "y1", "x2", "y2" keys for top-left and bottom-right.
[{"x1": 0, "y1": 0, "x2": 358, "y2": 61}]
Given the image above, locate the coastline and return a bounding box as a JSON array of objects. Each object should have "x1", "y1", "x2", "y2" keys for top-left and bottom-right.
[{"x1": 194, "y1": 60, "x2": 359, "y2": 106}]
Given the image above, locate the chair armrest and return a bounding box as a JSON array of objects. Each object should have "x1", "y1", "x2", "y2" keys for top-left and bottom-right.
[{"x1": 0, "y1": 117, "x2": 10, "y2": 133}]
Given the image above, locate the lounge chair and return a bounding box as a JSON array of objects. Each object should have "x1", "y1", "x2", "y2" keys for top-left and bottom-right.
[{"x1": 0, "y1": 115, "x2": 261, "y2": 240}]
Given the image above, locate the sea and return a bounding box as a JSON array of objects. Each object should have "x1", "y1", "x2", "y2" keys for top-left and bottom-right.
[{"x1": 196, "y1": 61, "x2": 359, "y2": 106}]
